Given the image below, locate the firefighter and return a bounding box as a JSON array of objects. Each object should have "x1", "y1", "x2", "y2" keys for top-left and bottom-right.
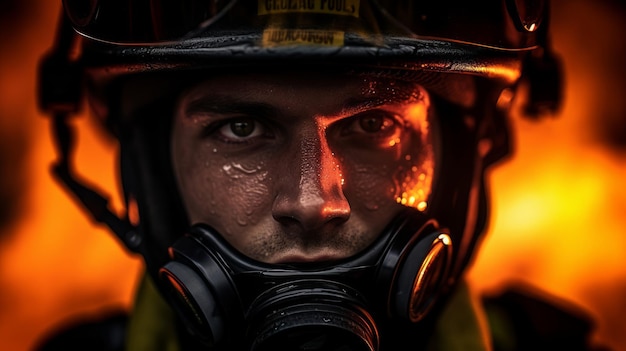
[{"x1": 37, "y1": 1, "x2": 600, "y2": 350}]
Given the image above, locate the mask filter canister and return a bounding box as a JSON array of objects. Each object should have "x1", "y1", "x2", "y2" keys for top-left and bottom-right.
[{"x1": 247, "y1": 280, "x2": 379, "y2": 351}]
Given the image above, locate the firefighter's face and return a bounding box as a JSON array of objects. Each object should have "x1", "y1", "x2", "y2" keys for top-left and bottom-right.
[{"x1": 171, "y1": 72, "x2": 436, "y2": 263}]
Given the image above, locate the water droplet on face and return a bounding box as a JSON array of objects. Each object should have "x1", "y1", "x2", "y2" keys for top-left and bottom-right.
[
  {"x1": 223, "y1": 162, "x2": 261, "y2": 179},
  {"x1": 236, "y1": 216, "x2": 248, "y2": 226},
  {"x1": 209, "y1": 200, "x2": 217, "y2": 215},
  {"x1": 366, "y1": 203, "x2": 379, "y2": 211},
  {"x1": 234, "y1": 163, "x2": 259, "y2": 174},
  {"x1": 417, "y1": 201, "x2": 428, "y2": 211}
]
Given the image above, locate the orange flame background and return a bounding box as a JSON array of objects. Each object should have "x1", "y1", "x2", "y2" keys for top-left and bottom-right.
[{"x1": 0, "y1": 1, "x2": 625, "y2": 350}]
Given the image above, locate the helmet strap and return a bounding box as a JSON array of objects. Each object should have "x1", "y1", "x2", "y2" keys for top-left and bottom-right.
[{"x1": 49, "y1": 113, "x2": 142, "y2": 253}]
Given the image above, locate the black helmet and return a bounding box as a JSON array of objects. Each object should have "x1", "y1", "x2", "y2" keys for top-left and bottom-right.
[{"x1": 39, "y1": 1, "x2": 562, "y2": 350}]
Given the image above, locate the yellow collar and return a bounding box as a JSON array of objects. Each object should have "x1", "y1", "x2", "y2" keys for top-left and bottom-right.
[{"x1": 126, "y1": 275, "x2": 491, "y2": 351}]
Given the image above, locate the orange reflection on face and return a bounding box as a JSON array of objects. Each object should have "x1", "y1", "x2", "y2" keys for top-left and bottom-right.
[{"x1": 393, "y1": 98, "x2": 435, "y2": 212}]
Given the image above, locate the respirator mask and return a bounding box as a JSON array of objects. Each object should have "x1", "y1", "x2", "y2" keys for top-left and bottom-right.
[{"x1": 159, "y1": 210, "x2": 453, "y2": 351}]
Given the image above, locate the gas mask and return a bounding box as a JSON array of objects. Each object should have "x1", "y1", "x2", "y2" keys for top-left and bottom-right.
[{"x1": 160, "y1": 211, "x2": 452, "y2": 350}]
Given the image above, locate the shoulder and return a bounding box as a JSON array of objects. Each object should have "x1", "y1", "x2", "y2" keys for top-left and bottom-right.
[
  {"x1": 34, "y1": 310, "x2": 128, "y2": 351},
  {"x1": 481, "y1": 285, "x2": 610, "y2": 351}
]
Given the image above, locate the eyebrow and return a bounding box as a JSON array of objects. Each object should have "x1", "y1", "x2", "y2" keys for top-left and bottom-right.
[
  {"x1": 339, "y1": 92, "x2": 426, "y2": 117},
  {"x1": 339, "y1": 97, "x2": 393, "y2": 116},
  {"x1": 184, "y1": 96, "x2": 278, "y2": 119}
]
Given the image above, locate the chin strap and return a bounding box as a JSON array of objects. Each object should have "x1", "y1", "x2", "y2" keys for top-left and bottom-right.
[{"x1": 38, "y1": 9, "x2": 142, "y2": 254}]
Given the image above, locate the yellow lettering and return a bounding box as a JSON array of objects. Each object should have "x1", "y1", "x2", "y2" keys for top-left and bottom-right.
[
  {"x1": 258, "y1": 0, "x2": 359, "y2": 17},
  {"x1": 262, "y1": 28, "x2": 345, "y2": 47}
]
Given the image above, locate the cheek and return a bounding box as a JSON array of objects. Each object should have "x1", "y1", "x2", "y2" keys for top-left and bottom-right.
[
  {"x1": 177, "y1": 153, "x2": 273, "y2": 232},
  {"x1": 219, "y1": 161, "x2": 272, "y2": 228},
  {"x1": 393, "y1": 140, "x2": 436, "y2": 210},
  {"x1": 344, "y1": 163, "x2": 397, "y2": 212},
  {"x1": 174, "y1": 150, "x2": 222, "y2": 221},
  {"x1": 341, "y1": 137, "x2": 434, "y2": 213}
]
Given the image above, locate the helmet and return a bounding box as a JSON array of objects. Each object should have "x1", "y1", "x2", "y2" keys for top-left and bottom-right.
[{"x1": 38, "y1": 1, "x2": 562, "y2": 350}]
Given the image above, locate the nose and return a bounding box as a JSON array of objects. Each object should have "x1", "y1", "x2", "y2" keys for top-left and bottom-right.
[{"x1": 272, "y1": 129, "x2": 350, "y2": 231}]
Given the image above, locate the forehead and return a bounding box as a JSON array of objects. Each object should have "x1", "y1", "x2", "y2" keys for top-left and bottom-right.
[{"x1": 178, "y1": 71, "x2": 428, "y2": 116}]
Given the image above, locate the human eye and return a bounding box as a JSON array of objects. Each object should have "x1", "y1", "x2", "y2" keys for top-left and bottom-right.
[
  {"x1": 340, "y1": 110, "x2": 403, "y2": 141},
  {"x1": 210, "y1": 117, "x2": 272, "y2": 143}
]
